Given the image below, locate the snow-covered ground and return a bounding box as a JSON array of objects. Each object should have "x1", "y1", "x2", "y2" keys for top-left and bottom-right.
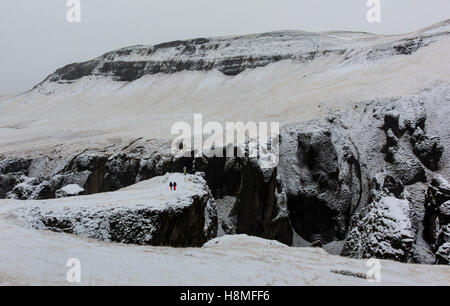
[
  {"x1": 0, "y1": 177, "x2": 449, "y2": 286},
  {"x1": 0, "y1": 222, "x2": 448, "y2": 285}
]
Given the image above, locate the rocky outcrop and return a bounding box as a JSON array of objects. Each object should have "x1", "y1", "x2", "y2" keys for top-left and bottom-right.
[
  {"x1": 280, "y1": 122, "x2": 362, "y2": 244},
  {"x1": 226, "y1": 159, "x2": 292, "y2": 245},
  {"x1": 132, "y1": 151, "x2": 293, "y2": 245},
  {"x1": 104, "y1": 153, "x2": 141, "y2": 191},
  {"x1": 341, "y1": 196, "x2": 414, "y2": 262},
  {"x1": 411, "y1": 127, "x2": 444, "y2": 171},
  {"x1": 0, "y1": 174, "x2": 17, "y2": 198},
  {"x1": 279, "y1": 92, "x2": 445, "y2": 260},
  {"x1": 0, "y1": 147, "x2": 293, "y2": 246},
  {"x1": 0, "y1": 157, "x2": 30, "y2": 175},
  {"x1": 424, "y1": 175, "x2": 450, "y2": 264},
  {"x1": 37, "y1": 24, "x2": 447, "y2": 86},
  {"x1": 17, "y1": 174, "x2": 217, "y2": 247}
]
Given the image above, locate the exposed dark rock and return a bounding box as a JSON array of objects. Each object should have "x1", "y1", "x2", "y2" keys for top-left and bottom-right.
[
  {"x1": 30, "y1": 181, "x2": 55, "y2": 200},
  {"x1": 38, "y1": 27, "x2": 442, "y2": 86},
  {"x1": 228, "y1": 159, "x2": 293, "y2": 246},
  {"x1": 137, "y1": 151, "x2": 292, "y2": 245},
  {"x1": 278, "y1": 93, "x2": 441, "y2": 264},
  {"x1": 98, "y1": 61, "x2": 148, "y2": 81},
  {"x1": 103, "y1": 153, "x2": 140, "y2": 191},
  {"x1": 280, "y1": 122, "x2": 362, "y2": 243},
  {"x1": 64, "y1": 153, "x2": 107, "y2": 173},
  {"x1": 0, "y1": 157, "x2": 30, "y2": 175},
  {"x1": 366, "y1": 37, "x2": 430, "y2": 61},
  {"x1": 393, "y1": 37, "x2": 426, "y2": 55},
  {"x1": 6, "y1": 176, "x2": 41, "y2": 200},
  {"x1": 20, "y1": 175, "x2": 217, "y2": 247},
  {"x1": 0, "y1": 174, "x2": 17, "y2": 198},
  {"x1": 137, "y1": 153, "x2": 173, "y2": 181},
  {"x1": 48, "y1": 61, "x2": 97, "y2": 82},
  {"x1": 310, "y1": 240, "x2": 323, "y2": 248},
  {"x1": 411, "y1": 127, "x2": 444, "y2": 171}
]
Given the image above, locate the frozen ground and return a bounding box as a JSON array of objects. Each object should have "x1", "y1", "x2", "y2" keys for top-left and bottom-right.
[
  {"x1": 0, "y1": 219, "x2": 449, "y2": 286},
  {"x1": 0, "y1": 178, "x2": 449, "y2": 286}
]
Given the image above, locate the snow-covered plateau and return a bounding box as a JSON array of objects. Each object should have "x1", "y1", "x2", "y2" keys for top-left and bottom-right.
[{"x1": 1, "y1": 20, "x2": 450, "y2": 285}]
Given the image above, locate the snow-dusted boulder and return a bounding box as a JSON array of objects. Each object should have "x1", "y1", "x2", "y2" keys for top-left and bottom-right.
[
  {"x1": 6, "y1": 176, "x2": 41, "y2": 200},
  {"x1": 410, "y1": 127, "x2": 444, "y2": 171},
  {"x1": 16, "y1": 173, "x2": 217, "y2": 247},
  {"x1": 424, "y1": 176, "x2": 450, "y2": 264},
  {"x1": 55, "y1": 184, "x2": 85, "y2": 198},
  {"x1": 341, "y1": 196, "x2": 414, "y2": 262},
  {"x1": 436, "y1": 242, "x2": 450, "y2": 265}
]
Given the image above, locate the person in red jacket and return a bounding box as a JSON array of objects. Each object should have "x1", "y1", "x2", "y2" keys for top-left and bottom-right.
[{"x1": 173, "y1": 182, "x2": 177, "y2": 191}]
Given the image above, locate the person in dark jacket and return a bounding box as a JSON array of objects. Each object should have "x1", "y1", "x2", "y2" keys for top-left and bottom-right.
[
  {"x1": 169, "y1": 181, "x2": 173, "y2": 191},
  {"x1": 173, "y1": 182, "x2": 177, "y2": 191}
]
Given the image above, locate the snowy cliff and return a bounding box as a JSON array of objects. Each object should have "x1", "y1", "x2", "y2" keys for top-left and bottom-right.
[
  {"x1": 41, "y1": 20, "x2": 450, "y2": 82},
  {"x1": 1, "y1": 20, "x2": 450, "y2": 154},
  {"x1": 9, "y1": 173, "x2": 217, "y2": 247}
]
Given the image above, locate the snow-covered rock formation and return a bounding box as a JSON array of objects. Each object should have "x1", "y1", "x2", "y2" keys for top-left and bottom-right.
[
  {"x1": 341, "y1": 196, "x2": 414, "y2": 262},
  {"x1": 40, "y1": 20, "x2": 449, "y2": 82},
  {"x1": 0, "y1": 146, "x2": 294, "y2": 245},
  {"x1": 424, "y1": 175, "x2": 450, "y2": 264},
  {"x1": 278, "y1": 83, "x2": 448, "y2": 262},
  {"x1": 11, "y1": 173, "x2": 217, "y2": 247}
]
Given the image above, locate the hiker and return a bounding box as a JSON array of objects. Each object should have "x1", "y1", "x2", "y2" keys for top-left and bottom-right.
[
  {"x1": 183, "y1": 166, "x2": 187, "y2": 175},
  {"x1": 173, "y1": 182, "x2": 177, "y2": 191},
  {"x1": 169, "y1": 181, "x2": 173, "y2": 191}
]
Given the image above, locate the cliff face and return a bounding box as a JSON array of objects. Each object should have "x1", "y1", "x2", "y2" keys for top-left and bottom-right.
[
  {"x1": 12, "y1": 173, "x2": 218, "y2": 247},
  {"x1": 42, "y1": 21, "x2": 448, "y2": 83}
]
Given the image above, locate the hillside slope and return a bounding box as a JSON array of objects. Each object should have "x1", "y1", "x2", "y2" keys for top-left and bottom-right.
[{"x1": 0, "y1": 20, "x2": 449, "y2": 155}]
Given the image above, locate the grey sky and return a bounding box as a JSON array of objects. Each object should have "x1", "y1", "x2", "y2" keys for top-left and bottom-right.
[{"x1": 0, "y1": 0, "x2": 449, "y2": 95}]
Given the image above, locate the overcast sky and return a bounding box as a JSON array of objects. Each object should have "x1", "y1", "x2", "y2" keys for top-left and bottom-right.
[{"x1": 0, "y1": 0, "x2": 449, "y2": 95}]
